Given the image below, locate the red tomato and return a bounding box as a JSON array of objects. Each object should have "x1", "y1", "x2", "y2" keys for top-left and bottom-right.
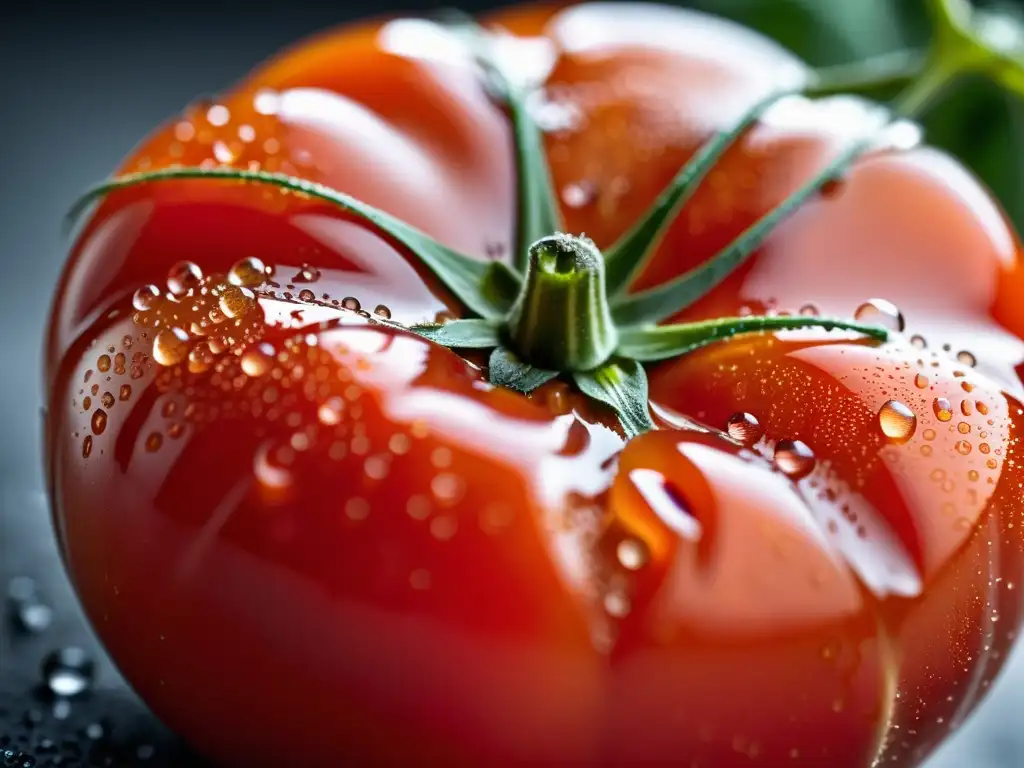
[{"x1": 45, "y1": 4, "x2": 1024, "y2": 767}]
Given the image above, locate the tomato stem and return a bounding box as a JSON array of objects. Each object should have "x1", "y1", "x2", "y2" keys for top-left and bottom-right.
[{"x1": 506, "y1": 234, "x2": 619, "y2": 372}]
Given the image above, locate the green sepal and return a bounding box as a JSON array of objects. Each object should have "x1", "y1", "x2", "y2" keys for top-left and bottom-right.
[
  {"x1": 610, "y1": 136, "x2": 876, "y2": 327},
  {"x1": 603, "y1": 89, "x2": 795, "y2": 296},
  {"x1": 409, "y1": 319, "x2": 502, "y2": 349},
  {"x1": 65, "y1": 167, "x2": 514, "y2": 320},
  {"x1": 617, "y1": 315, "x2": 888, "y2": 362},
  {"x1": 444, "y1": 16, "x2": 563, "y2": 273},
  {"x1": 488, "y1": 347, "x2": 558, "y2": 393},
  {"x1": 573, "y1": 360, "x2": 654, "y2": 438}
]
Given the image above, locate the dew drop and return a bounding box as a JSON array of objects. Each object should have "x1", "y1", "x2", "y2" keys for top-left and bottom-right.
[
  {"x1": 90, "y1": 410, "x2": 107, "y2": 436},
  {"x1": 119, "y1": 384, "x2": 132, "y2": 402},
  {"x1": 219, "y1": 285, "x2": 254, "y2": 318},
  {"x1": 878, "y1": 400, "x2": 916, "y2": 444},
  {"x1": 561, "y1": 181, "x2": 597, "y2": 208},
  {"x1": 132, "y1": 284, "x2": 161, "y2": 311},
  {"x1": 298, "y1": 289, "x2": 316, "y2": 302},
  {"x1": 910, "y1": 334, "x2": 927, "y2": 349},
  {"x1": 153, "y1": 327, "x2": 190, "y2": 366},
  {"x1": 206, "y1": 104, "x2": 230, "y2": 126},
  {"x1": 957, "y1": 421, "x2": 971, "y2": 434},
  {"x1": 774, "y1": 439, "x2": 816, "y2": 480},
  {"x1": 957, "y1": 350, "x2": 977, "y2": 367},
  {"x1": 799, "y1": 304, "x2": 819, "y2": 317},
  {"x1": 853, "y1": 298, "x2": 905, "y2": 331},
  {"x1": 188, "y1": 341, "x2": 214, "y2": 373},
  {"x1": 81, "y1": 435, "x2": 92, "y2": 458},
  {"x1": 241, "y1": 343, "x2": 275, "y2": 377},
  {"x1": 145, "y1": 432, "x2": 164, "y2": 452},
  {"x1": 317, "y1": 397, "x2": 345, "y2": 426},
  {"x1": 166, "y1": 261, "x2": 202, "y2": 296},
  {"x1": 933, "y1": 397, "x2": 953, "y2": 422},
  {"x1": 955, "y1": 440, "x2": 972, "y2": 455},
  {"x1": 228, "y1": 256, "x2": 267, "y2": 287},
  {"x1": 96, "y1": 355, "x2": 111, "y2": 373},
  {"x1": 616, "y1": 538, "x2": 649, "y2": 571},
  {"x1": 914, "y1": 373, "x2": 929, "y2": 389},
  {"x1": 101, "y1": 392, "x2": 115, "y2": 409},
  {"x1": 726, "y1": 412, "x2": 763, "y2": 445},
  {"x1": 374, "y1": 304, "x2": 392, "y2": 320},
  {"x1": 603, "y1": 590, "x2": 631, "y2": 618},
  {"x1": 41, "y1": 647, "x2": 95, "y2": 698},
  {"x1": 341, "y1": 296, "x2": 361, "y2": 311},
  {"x1": 294, "y1": 264, "x2": 321, "y2": 283}
]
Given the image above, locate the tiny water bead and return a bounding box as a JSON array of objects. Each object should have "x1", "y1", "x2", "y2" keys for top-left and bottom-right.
[
  {"x1": 298, "y1": 289, "x2": 317, "y2": 302},
  {"x1": 616, "y1": 538, "x2": 650, "y2": 571},
  {"x1": 878, "y1": 400, "x2": 917, "y2": 444},
  {"x1": 227, "y1": 256, "x2": 267, "y2": 287},
  {"x1": 853, "y1": 298, "x2": 905, "y2": 332},
  {"x1": 132, "y1": 284, "x2": 161, "y2": 311},
  {"x1": 153, "y1": 327, "x2": 190, "y2": 366},
  {"x1": 910, "y1": 334, "x2": 927, "y2": 349},
  {"x1": 957, "y1": 350, "x2": 977, "y2": 367},
  {"x1": 166, "y1": 261, "x2": 203, "y2": 296},
  {"x1": 725, "y1": 412, "x2": 764, "y2": 445},
  {"x1": 373, "y1": 304, "x2": 392, "y2": 320},
  {"x1": 933, "y1": 397, "x2": 953, "y2": 422},
  {"x1": 773, "y1": 439, "x2": 816, "y2": 480},
  {"x1": 41, "y1": 647, "x2": 95, "y2": 698}
]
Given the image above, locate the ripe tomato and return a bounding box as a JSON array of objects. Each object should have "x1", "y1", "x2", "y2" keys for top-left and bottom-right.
[{"x1": 45, "y1": 3, "x2": 1024, "y2": 766}]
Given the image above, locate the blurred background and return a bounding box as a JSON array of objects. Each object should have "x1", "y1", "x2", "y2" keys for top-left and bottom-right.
[{"x1": 3, "y1": 0, "x2": 1024, "y2": 765}]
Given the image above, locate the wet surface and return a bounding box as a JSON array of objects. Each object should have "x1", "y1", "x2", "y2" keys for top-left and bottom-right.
[{"x1": 3, "y1": 2, "x2": 1024, "y2": 767}]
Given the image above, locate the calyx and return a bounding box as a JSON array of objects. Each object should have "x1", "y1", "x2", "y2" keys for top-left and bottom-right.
[{"x1": 69, "y1": 1, "x2": 1024, "y2": 436}]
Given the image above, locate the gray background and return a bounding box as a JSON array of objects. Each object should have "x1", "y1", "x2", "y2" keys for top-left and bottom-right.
[{"x1": 2, "y1": 1, "x2": 1023, "y2": 765}]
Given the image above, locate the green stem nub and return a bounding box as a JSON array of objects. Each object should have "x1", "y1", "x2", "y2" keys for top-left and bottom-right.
[{"x1": 506, "y1": 234, "x2": 619, "y2": 372}]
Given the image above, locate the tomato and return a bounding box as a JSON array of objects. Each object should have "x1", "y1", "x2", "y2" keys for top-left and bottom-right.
[{"x1": 45, "y1": 3, "x2": 1024, "y2": 767}]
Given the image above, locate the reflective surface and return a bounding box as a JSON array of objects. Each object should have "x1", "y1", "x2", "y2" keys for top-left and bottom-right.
[{"x1": 17, "y1": 2, "x2": 1024, "y2": 767}]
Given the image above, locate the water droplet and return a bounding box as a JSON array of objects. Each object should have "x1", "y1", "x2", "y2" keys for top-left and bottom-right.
[
  {"x1": 726, "y1": 412, "x2": 764, "y2": 445},
  {"x1": 241, "y1": 343, "x2": 275, "y2": 377},
  {"x1": 41, "y1": 647, "x2": 95, "y2": 698},
  {"x1": 90, "y1": 410, "x2": 107, "y2": 436},
  {"x1": 188, "y1": 341, "x2": 214, "y2": 373},
  {"x1": 218, "y1": 285, "x2": 254, "y2": 318},
  {"x1": 100, "y1": 391, "x2": 115, "y2": 409},
  {"x1": 617, "y1": 538, "x2": 649, "y2": 571},
  {"x1": 914, "y1": 373, "x2": 929, "y2": 389},
  {"x1": 81, "y1": 435, "x2": 92, "y2": 458},
  {"x1": 933, "y1": 397, "x2": 953, "y2": 422},
  {"x1": 341, "y1": 296, "x2": 361, "y2": 311},
  {"x1": 298, "y1": 289, "x2": 316, "y2": 302},
  {"x1": 228, "y1": 256, "x2": 267, "y2": 287},
  {"x1": 774, "y1": 439, "x2": 816, "y2": 480},
  {"x1": 132, "y1": 284, "x2": 161, "y2": 311},
  {"x1": 317, "y1": 397, "x2": 345, "y2": 425},
  {"x1": 853, "y1": 298, "x2": 905, "y2": 331},
  {"x1": 374, "y1": 304, "x2": 392, "y2": 320},
  {"x1": 294, "y1": 264, "x2": 321, "y2": 283},
  {"x1": 82, "y1": 396, "x2": 92, "y2": 411},
  {"x1": 910, "y1": 334, "x2": 927, "y2": 349},
  {"x1": 561, "y1": 181, "x2": 596, "y2": 208},
  {"x1": 166, "y1": 261, "x2": 202, "y2": 296},
  {"x1": 96, "y1": 354, "x2": 111, "y2": 373},
  {"x1": 119, "y1": 384, "x2": 132, "y2": 401},
  {"x1": 146, "y1": 432, "x2": 163, "y2": 452},
  {"x1": 153, "y1": 327, "x2": 190, "y2": 366},
  {"x1": 603, "y1": 590, "x2": 631, "y2": 618},
  {"x1": 799, "y1": 304, "x2": 819, "y2": 317},
  {"x1": 957, "y1": 421, "x2": 971, "y2": 434},
  {"x1": 955, "y1": 440, "x2": 972, "y2": 455},
  {"x1": 957, "y1": 350, "x2": 977, "y2": 367},
  {"x1": 206, "y1": 104, "x2": 230, "y2": 126},
  {"x1": 878, "y1": 400, "x2": 916, "y2": 444}
]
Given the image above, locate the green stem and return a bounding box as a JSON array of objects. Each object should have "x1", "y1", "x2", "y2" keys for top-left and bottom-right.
[
  {"x1": 506, "y1": 234, "x2": 618, "y2": 372},
  {"x1": 892, "y1": 60, "x2": 960, "y2": 117},
  {"x1": 808, "y1": 50, "x2": 927, "y2": 98}
]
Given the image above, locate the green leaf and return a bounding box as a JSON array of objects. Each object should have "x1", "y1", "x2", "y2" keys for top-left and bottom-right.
[
  {"x1": 617, "y1": 315, "x2": 888, "y2": 362},
  {"x1": 409, "y1": 319, "x2": 502, "y2": 349},
  {"x1": 66, "y1": 167, "x2": 514, "y2": 320},
  {"x1": 488, "y1": 347, "x2": 558, "y2": 393},
  {"x1": 447, "y1": 17, "x2": 562, "y2": 272},
  {"x1": 573, "y1": 360, "x2": 654, "y2": 438},
  {"x1": 603, "y1": 89, "x2": 795, "y2": 296},
  {"x1": 611, "y1": 135, "x2": 875, "y2": 327}
]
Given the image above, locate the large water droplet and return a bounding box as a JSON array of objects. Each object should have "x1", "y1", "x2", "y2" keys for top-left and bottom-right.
[
  {"x1": 878, "y1": 400, "x2": 916, "y2": 444},
  {"x1": 41, "y1": 647, "x2": 95, "y2": 698},
  {"x1": 132, "y1": 284, "x2": 161, "y2": 311},
  {"x1": 228, "y1": 256, "x2": 267, "y2": 287},
  {"x1": 90, "y1": 410, "x2": 107, "y2": 436},
  {"x1": 166, "y1": 261, "x2": 202, "y2": 296},
  {"x1": 153, "y1": 327, "x2": 190, "y2": 366},
  {"x1": 853, "y1": 298, "x2": 905, "y2": 331},
  {"x1": 726, "y1": 412, "x2": 764, "y2": 445},
  {"x1": 218, "y1": 285, "x2": 254, "y2": 318},
  {"x1": 774, "y1": 439, "x2": 816, "y2": 480}
]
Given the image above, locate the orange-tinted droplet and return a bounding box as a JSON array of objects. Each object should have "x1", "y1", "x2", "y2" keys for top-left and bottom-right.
[
  {"x1": 227, "y1": 256, "x2": 267, "y2": 287},
  {"x1": 82, "y1": 435, "x2": 93, "y2": 458},
  {"x1": 219, "y1": 285, "x2": 254, "y2": 318},
  {"x1": 726, "y1": 412, "x2": 763, "y2": 445},
  {"x1": 166, "y1": 261, "x2": 203, "y2": 295},
  {"x1": 914, "y1": 373, "x2": 929, "y2": 389},
  {"x1": 957, "y1": 350, "x2": 977, "y2": 367},
  {"x1": 119, "y1": 384, "x2": 132, "y2": 401},
  {"x1": 132, "y1": 285, "x2": 161, "y2": 311},
  {"x1": 145, "y1": 432, "x2": 164, "y2": 452},
  {"x1": 97, "y1": 355, "x2": 111, "y2": 373},
  {"x1": 774, "y1": 439, "x2": 816, "y2": 480},
  {"x1": 241, "y1": 343, "x2": 274, "y2": 377},
  {"x1": 955, "y1": 440, "x2": 972, "y2": 455},
  {"x1": 853, "y1": 298, "x2": 905, "y2": 331},
  {"x1": 878, "y1": 400, "x2": 917, "y2": 444},
  {"x1": 91, "y1": 410, "x2": 107, "y2": 435},
  {"x1": 933, "y1": 398, "x2": 953, "y2": 422},
  {"x1": 153, "y1": 328, "x2": 190, "y2": 366}
]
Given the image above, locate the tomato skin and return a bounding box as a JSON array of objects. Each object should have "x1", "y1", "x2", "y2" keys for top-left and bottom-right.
[{"x1": 45, "y1": 3, "x2": 1024, "y2": 767}]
